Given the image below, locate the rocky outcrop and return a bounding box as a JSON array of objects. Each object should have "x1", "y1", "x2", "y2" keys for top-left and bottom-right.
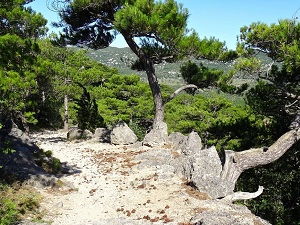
[
  {"x1": 182, "y1": 131, "x2": 202, "y2": 155},
  {"x1": 134, "y1": 140, "x2": 271, "y2": 224},
  {"x1": 2, "y1": 128, "x2": 272, "y2": 225},
  {"x1": 136, "y1": 148, "x2": 175, "y2": 170},
  {"x1": 168, "y1": 132, "x2": 187, "y2": 151},
  {"x1": 176, "y1": 146, "x2": 231, "y2": 198},
  {"x1": 110, "y1": 121, "x2": 138, "y2": 145},
  {"x1": 0, "y1": 125, "x2": 57, "y2": 187},
  {"x1": 143, "y1": 121, "x2": 168, "y2": 147},
  {"x1": 190, "y1": 201, "x2": 271, "y2": 225},
  {"x1": 169, "y1": 131, "x2": 236, "y2": 198}
]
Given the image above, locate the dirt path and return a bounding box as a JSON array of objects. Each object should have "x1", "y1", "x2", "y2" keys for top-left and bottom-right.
[{"x1": 31, "y1": 131, "x2": 210, "y2": 225}]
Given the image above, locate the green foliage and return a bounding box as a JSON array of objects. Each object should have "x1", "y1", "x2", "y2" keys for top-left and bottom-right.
[
  {"x1": 0, "y1": 35, "x2": 38, "y2": 117},
  {"x1": 233, "y1": 57, "x2": 263, "y2": 75},
  {"x1": 115, "y1": 0, "x2": 187, "y2": 43},
  {"x1": 238, "y1": 19, "x2": 300, "y2": 118},
  {"x1": 180, "y1": 61, "x2": 248, "y2": 94},
  {"x1": 196, "y1": 37, "x2": 237, "y2": 61},
  {"x1": 246, "y1": 81, "x2": 284, "y2": 116},
  {"x1": 180, "y1": 60, "x2": 224, "y2": 88},
  {"x1": 0, "y1": 0, "x2": 47, "y2": 38},
  {"x1": 51, "y1": 157, "x2": 62, "y2": 174},
  {"x1": 1, "y1": 139, "x2": 16, "y2": 157},
  {"x1": 0, "y1": 0, "x2": 47, "y2": 129},
  {"x1": 128, "y1": 120, "x2": 148, "y2": 141},
  {"x1": 34, "y1": 149, "x2": 62, "y2": 174},
  {"x1": 0, "y1": 182, "x2": 42, "y2": 225},
  {"x1": 93, "y1": 74, "x2": 154, "y2": 127},
  {"x1": 73, "y1": 83, "x2": 106, "y2": 132},
  {"x1": 217, "y1": 70, "x2": 249, "y2": 94},
  {"x1": 236, "y1": 18, "x2": 300, "y2": 224},
  {"x1": 165, "y1": 94, "x2": 271, "y2": 151},
  {"x1": 27, "y1": 39, "x2": 119, "y2": 130},
  {"x1": 0, "y1": 198, "x2": 17, "y2": 225},
  {"x1": 239, "y1": 19, "x2": 300, "y2": 69}
]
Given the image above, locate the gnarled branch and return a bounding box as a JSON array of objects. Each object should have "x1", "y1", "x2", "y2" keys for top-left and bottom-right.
[
  {"x1": 221, "y1": 129, "x2": 300, "y2": 188},
  {"x1": 164, "y1": 84, "x2": 198, "y2": 104}
]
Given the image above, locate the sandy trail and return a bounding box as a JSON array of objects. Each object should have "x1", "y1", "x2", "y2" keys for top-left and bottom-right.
[{"x1": 31, "y1": 131, "x2": 209, "y2": 225}]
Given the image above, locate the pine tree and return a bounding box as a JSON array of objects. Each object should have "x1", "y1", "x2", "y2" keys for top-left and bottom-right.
[
  {"x1": 49, "y1": 0, "x2": 235, "y2": 128},
  {"x1": 0, "y1": 0, "x2": 47, "y2": 130}
]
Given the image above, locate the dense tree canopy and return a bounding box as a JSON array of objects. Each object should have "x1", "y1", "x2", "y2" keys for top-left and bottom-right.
[
  {"x1": 237, "y1": 19, "x2": 300, "y2": 120},
  {"x1": 0, "y1": 0, "x2": 47, "y2": 129}
]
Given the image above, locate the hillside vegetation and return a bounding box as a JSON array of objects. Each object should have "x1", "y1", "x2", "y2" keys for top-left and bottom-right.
[
  {"x1": 76, "y1": 46, "x2": 245, "y2": 86},
  {"x1": 1, "y1": 0, "x2": 300, "y2": 224}
]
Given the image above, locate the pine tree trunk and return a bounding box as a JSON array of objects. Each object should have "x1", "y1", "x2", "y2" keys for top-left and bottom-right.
[
  {"x1": 144, "y1": 59, "x2": 165, "y2": 127},
  {"x1": 64, "y1": 94, "x2": 69, "y2": 130},
  {"x1": 123, "y1": 35, "x2": 165, "y2": 127}
]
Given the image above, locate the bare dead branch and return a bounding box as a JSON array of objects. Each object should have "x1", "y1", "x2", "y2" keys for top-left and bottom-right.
[
  {"x1": 222, "y1": 186, "x2": 264, "y2": 202},
  {"x1": 285, "y1": 92, "x2": 300, "y2": 100},
  {"x1": 164, "y1": 84, "x2": 198, "y2": 104},
  {"x1": 238, "y1": 129, "x2": 299, "y2": 169},
  {"x1": 285, "y1": 100, "x2": 299, "y2": 109},
  {"x1": 221, "y1": 129, "x2": 300, "y2": 186}
]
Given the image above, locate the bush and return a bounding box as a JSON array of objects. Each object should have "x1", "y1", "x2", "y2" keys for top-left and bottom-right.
[
  {"x1": 0, "y1": 198, "x2": 17, "y2": 225},
  {"x1": 74, "y1": 83, "x2": 106, "y2": 132},
  {"x1": 0, "y1": 182, "x2": 42, "y2": 224}
]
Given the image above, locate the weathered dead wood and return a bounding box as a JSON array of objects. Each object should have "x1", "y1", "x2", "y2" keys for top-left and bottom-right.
[
  {"x1": 221, "y1": 129, "x2": 300, "y2": 200},
  {"x1": 221, "y1": 186, "x2": 264, "y2": 202},
  {"x1": 165, "y1": 84, "x2": 198, "y2": 103}
]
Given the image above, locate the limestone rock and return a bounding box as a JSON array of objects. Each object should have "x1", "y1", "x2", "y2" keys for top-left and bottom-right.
[
  {"x1": 168, "y1": 132, "x2": 187, "y2": 152},
  {"x1": 191, "y1": 208, "x2": 271, "y2": 225},
  {"x1": 82, "y1": 129, "x2": 93, "y2": 139},
  {"x1": 0, "y1": 125, "x2": 56, "y2": 187},
  {"x1": 67, "y1": 128, "x2": 93, "y2": 141},
  {"x1": 23, "y1": 174, "x2": 57, "y2": 188},
  {"x1": 135, "y1": 148, "x2": 174, "y2": 169},
  {"x1": 93, "y1": 128, "x2": 111, "y2": 142},
  {"x1": 0, "y1": 144, "x2": 46, "y2": 181},
  {"x1": 182, "y1": 131, "x2": 202, "y2": 155},
  {"x1": 173, "y1": 141, "x2": 232, "y2": 198},
  {"x1": 143, "y1": 121, "x2": 168, "y2": 147},
  {"x1": 67, "y1": 128, "x2": 83, "y2": 141},
  {"x1": 189, "y1": 146, "x2": 226, "y2": 198},
  {"x1": 110, "y1": 121, "x2": 138, "y2": 145}
]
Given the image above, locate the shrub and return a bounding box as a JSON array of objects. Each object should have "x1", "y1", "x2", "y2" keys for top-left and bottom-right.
[
  {"x1": 0, "y1": 182, "x2": 42, "y2": 224},
  {"x1": 74, "y1": 83, "x2": 106, "y2": 132}
]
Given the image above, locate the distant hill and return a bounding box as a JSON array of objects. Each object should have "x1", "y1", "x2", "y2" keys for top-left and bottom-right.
[
  {"x1": 71, "y1": 46, "x2": 273, "y2": 89},
  {"x1": 70, "y1": 46, "x2": 234, "y2": 87}
]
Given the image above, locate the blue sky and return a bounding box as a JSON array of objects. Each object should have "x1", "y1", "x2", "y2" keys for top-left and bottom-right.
[{"x1": 28, "y1": 0, "x2": 300, "y2": 50}]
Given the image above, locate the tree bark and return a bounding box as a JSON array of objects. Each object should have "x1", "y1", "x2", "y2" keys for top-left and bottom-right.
[
  {"x1": 122, "y1": 34, "x2": 165, "y2": 127},
  {"x1": 64, "y1": 94, "x2": 69, "y2": 130},
  {"x1": 122, "y1": 34, "x2": 199, "y2": 127},
  {"x1": 221, "y1": 129, "x2": 300, "y2": 192}
]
